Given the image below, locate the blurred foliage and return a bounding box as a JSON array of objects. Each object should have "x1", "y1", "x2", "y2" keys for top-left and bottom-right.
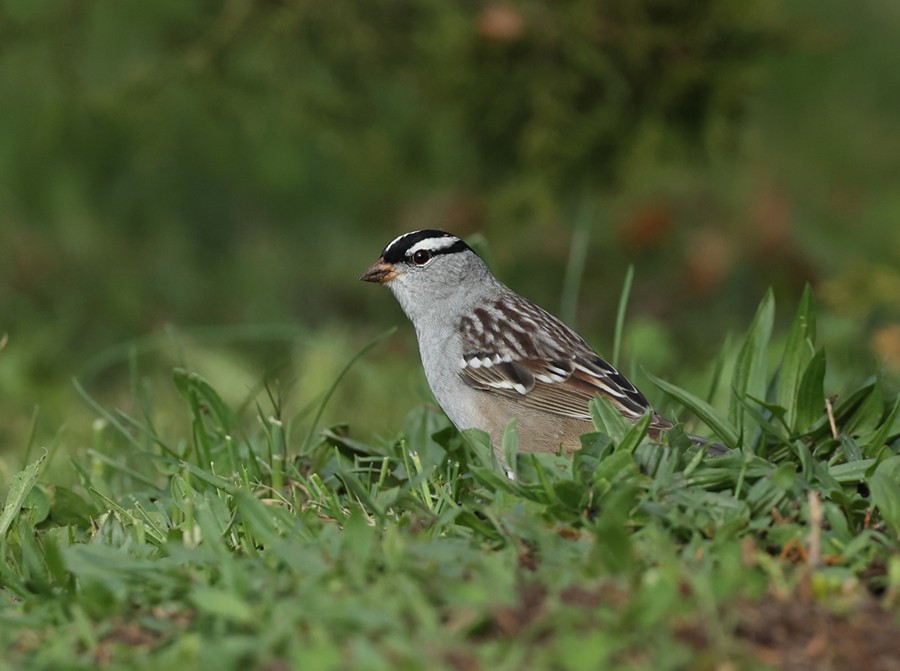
[{"x1": 1, "y1": 0, "x2": 899, "y2": 456}]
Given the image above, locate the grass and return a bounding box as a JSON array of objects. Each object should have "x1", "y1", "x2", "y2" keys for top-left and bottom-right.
[{"x1": 1, "y1": 288, "x2": 899, "y2": 671}]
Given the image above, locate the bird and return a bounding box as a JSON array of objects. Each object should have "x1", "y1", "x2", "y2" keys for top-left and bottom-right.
[{"x1": 360, "y1": 229, "x2": 725, "y2": 459}]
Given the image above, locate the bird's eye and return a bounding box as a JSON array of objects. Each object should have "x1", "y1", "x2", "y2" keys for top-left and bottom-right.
[{"x1": 411, "y1": 250, "x2": 432, "y2": 266}]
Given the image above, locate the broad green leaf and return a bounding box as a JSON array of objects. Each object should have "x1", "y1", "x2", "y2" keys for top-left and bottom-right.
[
  {"x1": 589, "y1": 395, "x2": 632, "y2": 442},
  {"x1": 840, "y1": 435, "x2": 864, "y2": 462},
  {"x1": 842, "y1": 530, "x2": 877, "y2": 560},
  {"x1": 22, "y1": 486, "x2": 50, "y2": 525},
  {"x1": 828, "y1": 459, "x2": 877, "y2": 483},
  {"x1": 842, "y1": 382, "x2": 884, "y2": 436},
  {"x1": 175, "y1": 368, "x2": 258, "y2": 472},
  {"x1": 194, "y1": 495, "x2": 232, "y2": 556},
  {"x1": 174, "y1": 460, "x2": 233, "y2": 491},
  {"x1": 861, "y1": 397, "x2": 900, "y2": 455},
  {"x1": 401, "y1": 406, "x2": 450, "y2": 468},
  {"x1": 232, "y1": 489, "x2": 283, "y2": 548},
  {"x1": 18, "y1": 524, "x2": 52, "y2": 595},
  {"x1": 777, "y1": 285, "x2": 816, "y2": 427},
  {"x1": 735, "y1": 394, "x2": 790, "y2": 446},
  {"x1": 574, "y1": 433, "x2": 608, "y2": 479},
  {"x1": 795, "y1": 349, "x2": 826, "y2": 433},
  {"x1": 553, "y1": 480, "x2": 586, "y2": 510},
  {"x1": 190, "y1": 587, "x2": 253, "y2": 624},
  {"x1": 869, "y1": 456, "x2": 900, "y2": 537},
  {"x1": 645, "y1": 372, "x2": 740, "y2": 447},
  {"x1": 0, "y1": 453, "x2": 46, "y2": 537},
  {"x1": 335, "y1": 469, "x2": 383, "y2": 522},
  {"x1": 617, "y1": 412, "x2": 652, "y2": 454},
  {"x1": 705, "y1": 331, "x2": 733, "y2": 404},
  {"x1": 48, "y1": 485, "x2": 98, "y2": 527},
  {"x1": 730, "y1": 290, "x2": 775, "y2": 445},
  {"x1": 40, "y1": 530, "x2": 69, "y2": 585},
  {"x1": 804, "y1": 379, "x2": 878, "y2": 441},
  {"x1": 173, "y1": 368, "x2": 237, "y2": 436},
  {"x1": 592, "y1": 450, "x2": 638, "y2": 488},
  {"x1": 832, "y1": 379, "x2": 877, "y2": 422},
  {"x1": 793, "y1": 439, "x2": 815, "y2": 479},
  {"x1": 321, "y1": 428, "x2": 388, "y2": 458},
  {"x1": 342, "y1": 507, "x2": 377, "y2": 564},
  {"x1": 461, "y1": 429, "x2": 512, "y2": 489},
  {"x1": 502, "y1": 419, "x2": 519, "y2": 473},
  {"x1": 461, "y1": 428, "x2": 495, "y2": 467},
  {"x1": 590, "y1": 485, "x2": 639, "y2": 574}
]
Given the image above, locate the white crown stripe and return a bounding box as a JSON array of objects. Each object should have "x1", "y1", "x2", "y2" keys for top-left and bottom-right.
[
  {"x1": 385, "y1": 232, "x2": 414, "y2": 254},
  {"x1": 407, "y1": 237, "x2": 460, "y2": 255}
]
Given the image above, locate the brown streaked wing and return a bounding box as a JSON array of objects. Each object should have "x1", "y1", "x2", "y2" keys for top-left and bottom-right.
[
  {"x1": 458, "y1": 296, "x2": 655, "y2": 423},
  {"x1": 460, "y1": 354, "x2": 652, "y2": 422}
]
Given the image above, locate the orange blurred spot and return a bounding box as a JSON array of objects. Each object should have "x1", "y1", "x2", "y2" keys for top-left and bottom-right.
[
  {"x1": 683, "y1": 228, "x2": 734, "y2": 297},
  {"x1": 870, "y1": 323, "x2": 900, "y2": 373},
  {"x1": 619, "y1": 202, "x2": 673, "y2": 252},
  {"x1": 477, "y1": 3, "x2": 526, "y2": 43},
  {"x1": 752, "y1": 177, "x2": 793, "y2": 253}
]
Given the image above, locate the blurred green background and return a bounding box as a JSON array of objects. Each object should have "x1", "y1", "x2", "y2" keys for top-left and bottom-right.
[{"x1": 2, "y1": 0, "x2": 899, "y2": 469}]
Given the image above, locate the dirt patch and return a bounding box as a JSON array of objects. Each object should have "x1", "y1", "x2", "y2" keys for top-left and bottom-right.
[
  {"x1": 454, "y1": 575, "x2": 900, "y2": 669},
  {"x1": 735, "y1": 596, "x2": 900, "y2": 671}
]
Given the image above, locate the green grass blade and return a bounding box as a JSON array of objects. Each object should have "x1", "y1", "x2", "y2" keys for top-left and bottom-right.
[
  {"x1": 0, "y1": 454, "x2": 46, "y2": 537},
  {"x1": 21, "y1": 406, "x2": 40, "y2": 470},
  {"x1": 644, "y1": 372, "x2": 740, "y2": 447},
  {"x1": 864, "y1": 396, "x2": 900, "y2": 454},
  {"x1": 842, "y1": 382, "x2": 884, "y2": 436},
  {"x1": 705, "y1": 331, "x2": 733, "y2": 404},
  {"x1": 72, "y1": 378, "x2": 143, "y2": 451},
  {"x1": 617, "y1": 412, "x2": 652, "y2": 454},
  {"x1": 590, "y1": 396, "x2": 631, "y2": 442},
  {"x1": 560, "y1": 198, "x2": 593, "y2": 327},
  {"x1": 302, "y1": 327, "x2": 397, "y2": 451},
  {"x1": 795, "y1": 349, "x2": 826, "y2": 433},
  {"x1": 612, "y1": 264, "x2": 634, "y2": 369},
  {"x1": 777, "y1": 284, "x2": 816, "y2": 428},
  {"x1": 84, "y1": 450, "x2": 163, "y2": 491},
  {"x1": 869, "y1": 456, "x2": 900, "y2": 537},
  {"x1": 730, "y1": 290, "x2": 775, "y2": 446},
  {"x1": 501, "y1": 419, "x2": 519, "y2": 474},
  {"x1": 828, "y1": 459, "x2": 878, "y2": 483},
  {"x1": 173, "y1": 368, "x2": 239, "y2": 437}
]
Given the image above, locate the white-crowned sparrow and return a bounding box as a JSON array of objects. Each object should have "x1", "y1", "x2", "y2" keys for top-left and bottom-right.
[{"x1": 361, "y1": 229, "x2": 724, "y2": 457}]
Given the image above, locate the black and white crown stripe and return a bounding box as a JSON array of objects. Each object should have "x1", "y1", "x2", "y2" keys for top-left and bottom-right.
[{"x1": 381, "y1": 230, "x2": 470, "y2": 264}]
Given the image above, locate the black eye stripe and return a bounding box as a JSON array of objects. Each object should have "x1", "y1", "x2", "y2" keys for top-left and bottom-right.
[
  {"x1": 381, "y1": 230, "x2": 472, "y2": 264},
  {"x1": 406, "y1": 239, "x2": 469, "y2": 263}
]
